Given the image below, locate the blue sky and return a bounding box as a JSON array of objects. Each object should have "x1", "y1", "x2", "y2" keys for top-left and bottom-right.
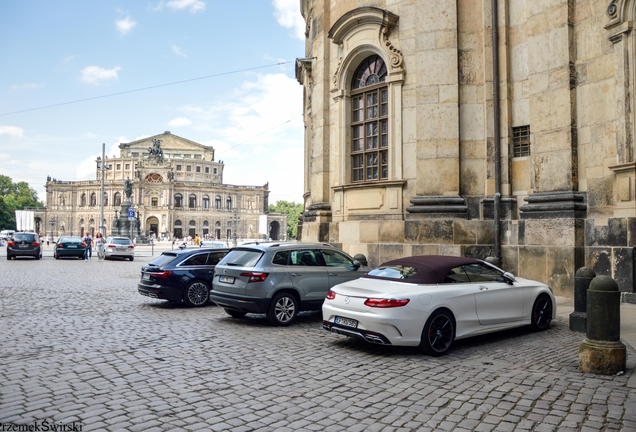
[{"x1": 0, "y1": 0, "x2": 306, "y2": 204}]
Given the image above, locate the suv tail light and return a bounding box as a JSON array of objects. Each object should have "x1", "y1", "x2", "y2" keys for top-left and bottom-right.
[
  {"x1": 325, "y1": 290, "x2": 336, "y2": 300},
  {"x1": 240, "y1": 272, "x2": 269, "y2": 283},
  {"x1": 364, "y1": 298, "x2": 410, "y2": 308}
]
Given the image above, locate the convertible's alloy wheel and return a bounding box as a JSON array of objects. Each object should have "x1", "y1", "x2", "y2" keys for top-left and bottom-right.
[
  {"x1": 531, "y1": 295, "x2": 552, "y2": 331},
  {"x1": 267, "y1": 293, "x2": 298, "y2": 326},
  {"x1": 184, "y1": 281, "x2": 209, "y2": 307},
  {"x1": 420, "y1": 310, "x2": 455, "y2": 356}
]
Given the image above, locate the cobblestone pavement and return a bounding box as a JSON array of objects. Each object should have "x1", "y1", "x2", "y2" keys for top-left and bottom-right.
[{"x1": 0, "y1": 255, "x2": 635, "y2": 431}]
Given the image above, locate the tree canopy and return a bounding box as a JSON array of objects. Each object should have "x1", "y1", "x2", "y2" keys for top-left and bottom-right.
[
  {"x1": 0, "y1": 175, "x2": 43, "y2": 230},
  {"x1": 268, "y1": 200, "x2": 303, "y2": 240}
]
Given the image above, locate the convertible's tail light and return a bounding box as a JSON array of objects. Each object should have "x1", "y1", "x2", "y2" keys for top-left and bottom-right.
[
  {"x1": 240, "y1": 272, "x2": 269, "y2": 283},
  {"x1": 148, "y1": 271, "x2": 172, "y2": 279},
  {"x1": 364, "y1": 298, "x2": 410, "y2": 308},
  {"x1": 325, "y1": 290, "x2": 336, "y2": 300}
]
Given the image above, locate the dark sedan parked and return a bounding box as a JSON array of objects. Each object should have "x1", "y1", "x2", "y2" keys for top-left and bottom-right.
[
  {"x1": 138, "y1": 247, "x2": 230, "y2": 307},
  {"x1": 53, "y1": 236, "x2": 86, "y2": 259},
  {"x1": 6, "y1": 232, "x2": 41, "y2": 260}
]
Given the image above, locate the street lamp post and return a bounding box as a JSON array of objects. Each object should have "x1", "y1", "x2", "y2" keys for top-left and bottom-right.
[
  {"x1": 232, "y1": 212, "x2": 240, "y2": 246},
  {"x1": 48, "y1": 218, "x2": 55, "y2": 242}
]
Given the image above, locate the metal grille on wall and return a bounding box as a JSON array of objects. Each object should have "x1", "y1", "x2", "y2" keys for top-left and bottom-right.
[{"x1": 513, "y1": 125, "x2": 531, "y2": 158}]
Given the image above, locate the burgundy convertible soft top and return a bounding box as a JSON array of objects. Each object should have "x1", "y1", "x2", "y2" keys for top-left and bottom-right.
[{"x1": 363, "y1": 255, "x2": 484, "y2": 284}]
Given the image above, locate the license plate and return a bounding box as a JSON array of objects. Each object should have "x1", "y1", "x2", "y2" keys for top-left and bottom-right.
[
  {"x1": 18, "y1": 245, "x2": 28, "y2": 248},
  {"x1": 335, "y1": 316, "x2": 358, "y2": 328},
  {"x1": 219, "y1": 275, "x2": 235, "y2": 284},
  {"x1": 68, "y1": 245, "x2": 77, "y2": 248},
  {"x1": 142, "y1": 274, "x2": 150, "y2": 280},
  {"x1": 117, "y1": 247, "x2": 126, "y2": 251}
]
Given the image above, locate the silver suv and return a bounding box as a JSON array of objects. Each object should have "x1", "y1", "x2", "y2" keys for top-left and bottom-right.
[{"x1": 210, "y1": 242, "x2": 366, "y2": 326}]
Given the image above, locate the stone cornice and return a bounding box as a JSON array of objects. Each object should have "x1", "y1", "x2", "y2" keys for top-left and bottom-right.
[{"x1": 328, "y1": 7, "x2": 398, "y2": 45}]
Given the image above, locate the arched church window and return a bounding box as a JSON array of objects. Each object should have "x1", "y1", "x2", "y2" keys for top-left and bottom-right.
[
  {"x1": 351, "y1": 54, "x2": 388, "y2": 182},
  {"x1": 215, "y1": 196, "x2": 222, "y2": 209},
  {"x1": 189, "y1": 194, "x2": 197, "y2": 209},
  {"x1": 174, "y1": 194, "x2": 183, "y2": 208},
  {"x1": 226, "y1": 197, "x2": 232, "y2": 210},
  {"x1": 203, "y1": 195, "x2": 210, "y2": 209}
]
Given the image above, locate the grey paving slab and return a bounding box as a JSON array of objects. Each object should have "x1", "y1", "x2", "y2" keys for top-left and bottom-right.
[{"x1": 0, "y1": 256, "x2": 635, "y2": 431}]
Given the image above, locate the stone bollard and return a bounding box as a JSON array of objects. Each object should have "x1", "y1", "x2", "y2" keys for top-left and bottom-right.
[
  {"x1": 579, "y1": 275, "x2": 626, "y2": 375},
  {"x1": 570, "y1": 267, "x2": 595, "y2": 332}
]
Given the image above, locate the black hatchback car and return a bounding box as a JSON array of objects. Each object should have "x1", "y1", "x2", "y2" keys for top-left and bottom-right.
[
  {"x1": 6, "y1": 232, "x2": 42, "y2": 260},
  {"x1": 138, "y1": 247, "x2": 230, "y2": 307}
]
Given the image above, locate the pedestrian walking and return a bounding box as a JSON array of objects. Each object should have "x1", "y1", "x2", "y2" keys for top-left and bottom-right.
[
  {"x1": 95, "y1": 232, "x2": 105, "y2": 260},
  {"x1": 83, "y1": 232, "x2": 93, "y2": 261},
  {"x1": 133, "y1": 237, "x2": 137, "y2": 246}
]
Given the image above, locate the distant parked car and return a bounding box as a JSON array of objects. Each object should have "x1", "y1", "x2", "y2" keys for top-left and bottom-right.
[
  {"x1": 104, "y1": 236, "x2": 135, "y2": 261},
  {"x1": 53, "y1": 236, "x2": 86, "y2": 259},
  {"x1": 322, "y1": 255, "x2": 556, "y2": 356},
  {"x1": 138, "y1": 247, "x2": 230, "y2": 307},
  {"x1": 210, "y1": 242, "x2": 366, "y2": 326},
  {"x1": 200, "y1": 240, "x2": 227, "y2": 248},
  {"x1": 6, "y1": 232, "x2": 41, "y2": 260}
]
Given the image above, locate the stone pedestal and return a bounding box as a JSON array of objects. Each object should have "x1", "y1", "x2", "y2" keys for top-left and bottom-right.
[
  {"x1": 111, "y1": 201, "x2": 147, "y2": 242},
  {"x1": 580, "y1": 339, "x2": 627, "y2": 375},
  {"x1": 570, "y1": 267, "x2": 595, "y2": 333}
]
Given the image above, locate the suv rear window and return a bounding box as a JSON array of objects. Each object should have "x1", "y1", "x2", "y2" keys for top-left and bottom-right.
[{"x1": 220, "y1": 249, "x2": 263, "y2": 267}]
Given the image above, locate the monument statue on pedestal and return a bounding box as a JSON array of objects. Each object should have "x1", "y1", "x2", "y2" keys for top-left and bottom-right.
[{"x1": 123, "y1": 177, "x2": 133, "y2": 202}]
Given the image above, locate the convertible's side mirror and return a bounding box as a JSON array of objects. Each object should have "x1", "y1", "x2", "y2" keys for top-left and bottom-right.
[{"x1": 503, "y1": 272, "x2": 516, "y2": 284}]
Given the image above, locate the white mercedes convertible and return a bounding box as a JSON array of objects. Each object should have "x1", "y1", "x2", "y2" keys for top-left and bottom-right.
[{"x1": 322, "y1": 255, "x2": 556, "y2": 356}]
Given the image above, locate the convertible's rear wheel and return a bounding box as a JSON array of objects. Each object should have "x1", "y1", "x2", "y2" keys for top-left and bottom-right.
[
  {"x1": 225, "y1": 309, "x2": 247, "y2": 318},
  {"x1": 420, "y1": 310, "x2": 455, "y2": 357},
  {"x1": 266, "y1": 292, "x2": 298, "y2": 326},
  {"x1": 531, "y1": 294, "x2": 552, "y2": 331},
  {"x1": 183, "y1": 281, "x2": 210, "y2": 307}
]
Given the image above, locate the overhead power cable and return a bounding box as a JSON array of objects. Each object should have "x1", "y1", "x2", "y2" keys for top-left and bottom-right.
[
  {"x1": 0, "y1": 61, "x2": 295, "y2": 117},
  {"x1": 218, "y1": 114, "x2": 304, "y2": 154}
]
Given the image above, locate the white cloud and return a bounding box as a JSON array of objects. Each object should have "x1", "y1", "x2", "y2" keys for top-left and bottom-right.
[
  {"x1": 180, "y1": 72, "x2": 304, "y2": 201},
  {"x1": 116, "y1": 17, "x2": 137, "y2": 35},
  {"x1": 172, "y1": 45, "x2": 188, "y2": 58},
  {"x1": 11, "y1": 83, "x2": 44, "y2": 90},
  {"x1": 80, "y1": 66, "x2": 122, "y2": 85},
  {"x1": 168, "y1": 117, "x2": 192, "y2": 127},
  {"x1": 0, "y1": 126, "x2": 24, "y2": 138},
  {"x1": 273, "y1": 0, "x2": 305, "y2": 40},
  {"x1": 76, "y1": 141, "x2": 123, "y2": 179},
  {"x1": 155, "y1": 0, "x2": 205, "y2": 13}
]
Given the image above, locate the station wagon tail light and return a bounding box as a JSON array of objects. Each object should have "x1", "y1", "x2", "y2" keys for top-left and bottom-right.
[
  {"x1": 108, "y1": 245, "x2": 116, "y2": 248},
  {"x1": 128, "y1": 245, "x2": 134, "y2": 249},
  {"x1": 326, "y1": 290, "x2": 336, "y2": 300},
  {"x1": 148, "y1": 271, "x2": 172, "y2": 279},
  {"x1": 240, "y1": 272, "x2": 269, "y2": 283},
  {"x1": 364, "y1": 298, "x2": 410, "y2": 308}
]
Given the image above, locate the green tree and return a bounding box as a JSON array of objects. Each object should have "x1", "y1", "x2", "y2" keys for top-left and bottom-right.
[
  {"x1": 0, "y1": 175, "x2": 43, "y2": 230},
  {"x1": 268, "y1": 200, "x2": 304, "y2": 240}
]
